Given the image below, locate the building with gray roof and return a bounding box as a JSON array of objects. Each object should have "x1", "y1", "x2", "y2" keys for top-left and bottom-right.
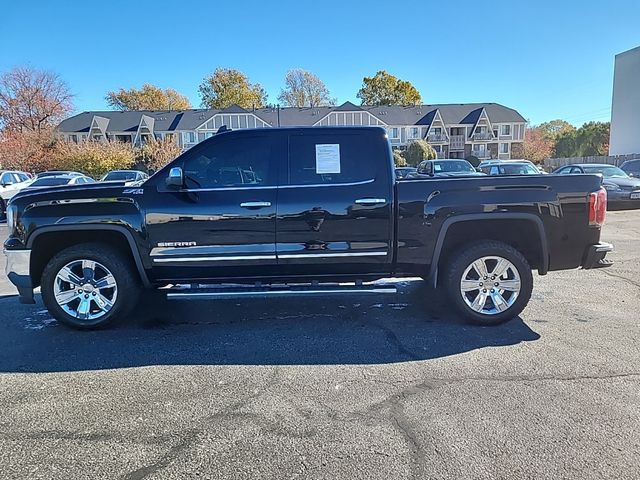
[{"x1": 57, "y1": 102, "x2": 527, "y2": 160}]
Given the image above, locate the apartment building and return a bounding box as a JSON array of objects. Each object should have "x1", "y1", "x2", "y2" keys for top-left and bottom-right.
[{"x1": 57, "y1": 102, "x2": 526, "y2": 159}]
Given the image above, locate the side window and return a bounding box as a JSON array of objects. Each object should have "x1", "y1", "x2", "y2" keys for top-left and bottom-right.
[
  {"x1": 557, "y1": 167, "x2": 571, "y2": 175},
  {"x1": 491, "y1": 166, "x2": 500, "y2": 175},
  {"x1": 182, "y1": 135, "x2": 276, "y2": 189},
  {"x1": 0, "y1": 173, "x2": 10, "y2": 184},
  {"x1": 288, "y1": 133, "x2": 381, "y2": 185}
]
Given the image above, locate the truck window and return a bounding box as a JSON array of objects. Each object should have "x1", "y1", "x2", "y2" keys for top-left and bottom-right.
[
  {"x1": 182, "y1": 135, "x2": 276, "y2": 189},
  {"x1": 288, "y1": 133, "x2": 380, "y2": 185}
]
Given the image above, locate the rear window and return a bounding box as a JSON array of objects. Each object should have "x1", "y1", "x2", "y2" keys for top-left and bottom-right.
[
  {"x1": 30, "y1": 177, "x2": 70, "y2": 186},
  {"x1": 103, "y1": 171, "x2": 138, "y2": 181},
  {"x1": 288, "y1": 132, "x2": 383, "y2": 185}
]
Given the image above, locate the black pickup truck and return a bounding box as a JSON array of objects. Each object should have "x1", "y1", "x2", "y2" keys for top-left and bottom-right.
[{"x1": 4, "y1": 127, "x2": 612, "y2": 329}]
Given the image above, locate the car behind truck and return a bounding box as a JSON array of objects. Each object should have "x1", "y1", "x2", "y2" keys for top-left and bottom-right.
[{"x1": 4, "y1": 126, "x2": 612, "y2": 329}]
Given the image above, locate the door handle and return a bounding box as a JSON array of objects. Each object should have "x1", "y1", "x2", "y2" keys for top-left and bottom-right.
[
  {"x1": 355, "y1": 198, "x2": 387, "y2": 205},
  {"x1": 240, "y1": 201, "x2": 272, "y2": 208}
]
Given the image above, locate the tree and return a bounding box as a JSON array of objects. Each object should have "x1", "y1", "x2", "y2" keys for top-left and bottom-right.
[
  {"x1": 522, "y1": 126, "x2": 554, "y2": 163},
  {"x1": 199, "y1": 68, "x2": 267, "y2": 109},
  {"x1": 0, "y1": 66, "x2": 73, "y2": 132},
  {"x1": 140, "y1": 136, "x2": 182, "y2": 171},
  {"x1": 552, "y1": 121, "x2": 610, "y2": 157},
  {"x1": 393, "y1": 150, "x2": 407, "y2": 167},
  {"x1": 356, "y1": 70, "x2": 422, "y2": 106},
  {"x1": 0, "y1": 129, "x2": 58, "y2": 172},
  {"x1": 106, "y1": 84, "x2": 191, "y2": 110},
  {"x1": 403, "y1": 139, "x2": 436, "y2": 166},
  {"x1": 537, "y1": 119, "x2": 575, "y2": 142},
  {"x1": 277, "y1": 69, "x2": 335, "y2": 107}
]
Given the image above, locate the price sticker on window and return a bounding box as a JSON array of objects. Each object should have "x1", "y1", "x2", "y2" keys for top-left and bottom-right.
[{"x1": 315, "y1": 144, "x2": 341, "y2": 174}]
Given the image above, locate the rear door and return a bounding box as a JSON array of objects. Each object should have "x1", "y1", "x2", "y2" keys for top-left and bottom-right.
[{"x1": 275, "y1": 129, "x2": 393, "y2": 276}]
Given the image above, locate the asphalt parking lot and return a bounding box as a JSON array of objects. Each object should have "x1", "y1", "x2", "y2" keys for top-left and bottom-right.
[{"x1": 0, "y1": 211, "x2": 639, "y2": 480}]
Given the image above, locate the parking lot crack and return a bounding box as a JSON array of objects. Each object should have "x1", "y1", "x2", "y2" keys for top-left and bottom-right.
[{"x1": 599, "y1": 269, "x2": 640, "y2": 289}]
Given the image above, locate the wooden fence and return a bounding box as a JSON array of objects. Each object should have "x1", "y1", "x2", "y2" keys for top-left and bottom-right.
[{"x1": 544, "y1": 153, "x2": 640, "y2": 170}]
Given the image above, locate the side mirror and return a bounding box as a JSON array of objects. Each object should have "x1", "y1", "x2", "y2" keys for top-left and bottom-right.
[
  {"x1": 166, "y1": 167, "x2": 184, "y2": 187},
  {"x1": 475, "y1": 167, "x2": 482, "y2": 172},
  {"x1": 628, "y1": 172, "x2": 636, "y2": 178}
]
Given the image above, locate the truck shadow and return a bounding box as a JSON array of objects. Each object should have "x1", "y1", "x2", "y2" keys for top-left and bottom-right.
[{"x1": 0, "y1": 281, "x2": 540, "y2": 373}]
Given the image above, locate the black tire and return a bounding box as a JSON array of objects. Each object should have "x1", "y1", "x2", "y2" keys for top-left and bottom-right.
[
  {"x1": 444, "y1": 240, "x2": 533, "y2": 326},
  {"x1": 41, "y1": 243, "x2": 141, "y2": 330}
]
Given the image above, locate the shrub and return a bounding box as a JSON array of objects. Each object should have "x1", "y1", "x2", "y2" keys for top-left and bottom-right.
[
  {"x1": 403, "y1": 139, "x2": 436, "y2": 166},
  {"x1": 51, "y1": 140, "x2": 136, "y2": 178},
  {"x1": 393, "y1": 150, "x2": 407, "y2": 167},
  {"x1": 0, "y1": 129, "x2": 58, "y2": 173},
  {"x1": 139, "y1": 136, "x2": 182, "y2": 172}
]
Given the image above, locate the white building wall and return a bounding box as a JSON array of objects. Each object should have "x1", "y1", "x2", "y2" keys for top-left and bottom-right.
[{"x1": 610, "y1": 46, "x2": 640, "y2": 155}]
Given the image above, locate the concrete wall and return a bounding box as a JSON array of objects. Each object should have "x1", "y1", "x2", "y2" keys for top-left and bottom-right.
[{"x1": 610, "y1": 46, "x2": 640, "y2": 155}]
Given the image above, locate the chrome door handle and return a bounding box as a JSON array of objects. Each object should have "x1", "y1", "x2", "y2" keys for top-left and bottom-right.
[
  {"x1": 240, "y1": 201, "x2": 272, "y2": 208},
  {"x1": 355, "y1": 198, "x2": 387, "y2": 205}
]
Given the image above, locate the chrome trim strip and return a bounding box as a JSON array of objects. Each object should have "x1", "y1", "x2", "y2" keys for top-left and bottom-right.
[
  {"x1": 167, "y1": 287, "x2": 397, "y2": 299},
  {"x1": 278, "y1": 251, "x2": 388, "y2": 259},
  {"x1": 240, "y1": 201, "x2": 272, "y2": 208},
  {"x1": 279, "y1": 179, "x2": 375, "y2": 189},
  {"x1": 4, "y1": 249, "x2": 31, "y2": 277},
  {"x1": 179, "y1": 178, "x2": 375, "y2": 192},
  {"x1": 153, "y1": 254, "x2": 276, "y2": 263},
  {"x1": 355, "y1": 198, "x2": 387, "y2": 205}
]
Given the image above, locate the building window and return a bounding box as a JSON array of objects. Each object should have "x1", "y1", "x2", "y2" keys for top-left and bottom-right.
[
  {"x1": 500, "y1": 143, "x2": 509, "y2": 154},
  {"x1": 69, "y1": 134, "x2": 78, "y2": 143},
  {"x1": 388, "y1": 128, "x2": 399, "y2": 139},
  {"x1": 501, "y1": 124, "x2": 511, "y2": 135},
  {"x1": 183, "y1": 131, "x2": 196, "y2": 144},
  {"x1": 409, "y1": 127, "x2": 419, "y2": 139},
  {"x1": 432, "y1": 127, "x2": 442, "y2": 135}
]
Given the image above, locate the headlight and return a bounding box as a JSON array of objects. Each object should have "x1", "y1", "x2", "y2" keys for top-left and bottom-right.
[
  {"x1": 6, "y1": 204, "x2": 16, "y2": 236},
  {"x1": 603, "y1": 184, "x2": 621, "y2": 191}
]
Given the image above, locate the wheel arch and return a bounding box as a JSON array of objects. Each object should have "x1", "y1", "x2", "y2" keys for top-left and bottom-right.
[
  {"x1": 426, "y1": 213, "x2": 549, "y2": 287},
  {"x1": 27, "y1": 225, "x2": 151, "y2": 288}
]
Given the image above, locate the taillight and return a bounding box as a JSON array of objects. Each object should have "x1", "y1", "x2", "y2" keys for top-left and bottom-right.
[{"x1": 588, "y1": 188, "x2": 607, "y2": 226}]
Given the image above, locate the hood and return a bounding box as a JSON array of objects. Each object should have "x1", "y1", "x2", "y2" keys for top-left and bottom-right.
[
  {"x1": 434, "y1": 171, "x2": 486, "y2": 177},
  {"x1": 603, "y1": 177, "x2": 640, "y2": 190},
  {"x1": 9, "y1": 181, "x2": 134, "y2": 204}
]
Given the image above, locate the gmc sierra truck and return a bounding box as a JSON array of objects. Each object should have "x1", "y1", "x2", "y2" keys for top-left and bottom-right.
[{"x1": 4, "y1": 127, "x2": 612, "y2": 329}]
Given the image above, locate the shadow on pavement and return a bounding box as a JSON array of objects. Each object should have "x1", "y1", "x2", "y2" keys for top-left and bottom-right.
[{"x1": 0, "y1": 281, "x2": 540, "y2": 373}]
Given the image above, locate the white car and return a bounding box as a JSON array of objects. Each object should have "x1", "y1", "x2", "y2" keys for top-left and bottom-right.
[{"x1": 0, "y1": 170, "x2": 32, "y2": 218}]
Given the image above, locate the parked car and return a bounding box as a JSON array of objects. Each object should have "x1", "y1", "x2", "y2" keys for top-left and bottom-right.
[
  {"x1": 0, "y1": 170, "x2": 32, "y2": 219},
  {"x1": 36, "y1": 171, "x2": 84, "y2": 179},
  {"x1": 553, "y1": 163, "x2": 640, "y2": 208},
  {"x1": 4, "y1": 127, "x2": 612, "y2": 330},
  {"x1": 478, "y1": 160, "x2": 543, "y2": 176},
  {"x1": 100, "y1": 170, "x2": 149, "y2": 183},
  {"x1": 416, "y1": 159, "x2": 485, "y2": 177},
  {"x1": 395, "y1": 167, "x2": 418, "y2": 180},
  {"x1": 620, "y1": 159, "x2": 640, "y2": 178},
  {"x1": 23, "y1": 174, "x2": 96, "y2": 190}
]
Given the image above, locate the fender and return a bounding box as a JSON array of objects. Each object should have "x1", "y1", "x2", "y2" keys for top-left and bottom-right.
[
  {"x1": 26, "y1": 224, "x2": 151, "y2": 287},
  {"x1": 425, "y1": 212, "x2": 549, "y2": 287}
]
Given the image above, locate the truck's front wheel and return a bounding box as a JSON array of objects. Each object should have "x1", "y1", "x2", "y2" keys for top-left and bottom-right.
[
  {"x1": 41, "y1": 243, "x2": 140, "y2": 329},
  {"x1": 444, "y1": 240, "x2": 533, "y2": 325}
]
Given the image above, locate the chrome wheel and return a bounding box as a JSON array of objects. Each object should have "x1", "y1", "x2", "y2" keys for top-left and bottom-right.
[
  {"x1": 53, "y1": 259, "x2": 118, "y2": 321},
  {"x1": 460, "y1": 256, "x2": 521, "y2": 315}
]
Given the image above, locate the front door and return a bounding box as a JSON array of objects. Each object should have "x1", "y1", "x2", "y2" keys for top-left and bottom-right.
[
  {"x1": 275, "y1": 129, "x2": 394, "y2": 277},
  {"x1": 145, "y1": 131, "x2": 285, "y2": 281}
]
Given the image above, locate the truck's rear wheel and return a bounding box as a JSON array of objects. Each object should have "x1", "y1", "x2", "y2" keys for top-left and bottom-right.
[
  {"x1": 41, "y1": 243, "x2": 140, "y2": 329},
  {"x1": 444, "y1": 240, "x2": 533, "y2": 325}
]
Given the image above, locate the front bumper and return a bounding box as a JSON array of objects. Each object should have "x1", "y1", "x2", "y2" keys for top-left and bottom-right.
[
  {"x1": 582, "y1": 242, "x2": 614, "y2": 269},
  {"x1": 3, "y1": 249, "x2": 35, "y2": 304}
]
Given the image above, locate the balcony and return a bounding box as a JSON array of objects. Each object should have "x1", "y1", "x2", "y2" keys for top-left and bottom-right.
[
  {"x1": 472, "y1": 132, "x2": 494, "y2": 141},
  {"x1": 426, "y1": 133, "x2": 448, "y2": 143},
  {"x1": 449, "y1": 135, "x2": 465, "y2": 151}
]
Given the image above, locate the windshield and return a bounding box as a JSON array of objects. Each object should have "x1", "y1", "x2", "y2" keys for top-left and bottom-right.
[
  {"x1": 499, "y1": 163, "x2": 540, "y2": 175},
  {"x1": 29, "y1": 177, "x2": 71, "y2": 187},
  {"x1": 433, "y1": 161, "x2": 475, "y2": 173},
  {"x1": 102, "y1": 171, "x2": 138, "y2": 181},
  {"x1": 583, "y1": 166, "x2": 628, "y2": 178}
]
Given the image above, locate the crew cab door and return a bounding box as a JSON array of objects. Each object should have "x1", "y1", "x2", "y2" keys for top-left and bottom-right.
[
  {"x1": 275, "y1": 129, "x2": 394, "y2": 275},
  {"x1": 145, "y1": 132, "x2": 284, "y2": 280}
]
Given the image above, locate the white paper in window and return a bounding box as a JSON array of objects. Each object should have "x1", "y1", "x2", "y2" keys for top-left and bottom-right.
[{"x1": 315, "y1": 144, "x2": 341, "y2": 174}]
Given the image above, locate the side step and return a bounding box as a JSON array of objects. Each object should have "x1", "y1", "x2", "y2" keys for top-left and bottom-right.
[{"x1": 164, "y1": 282, "x2": 397, "y2": 300}]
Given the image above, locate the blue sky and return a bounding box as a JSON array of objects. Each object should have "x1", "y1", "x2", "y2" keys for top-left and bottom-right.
[{"x1": 1, "y1": 0, "x2": 638, "y2": 125}]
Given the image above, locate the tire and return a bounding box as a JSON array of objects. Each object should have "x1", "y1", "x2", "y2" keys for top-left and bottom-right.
[
  {"x1": 41, "y1": 243, "x2": 141, "y2": 330},
  {"x1": 444, "y1": 240, "x2": 533, "y2": 326}
]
